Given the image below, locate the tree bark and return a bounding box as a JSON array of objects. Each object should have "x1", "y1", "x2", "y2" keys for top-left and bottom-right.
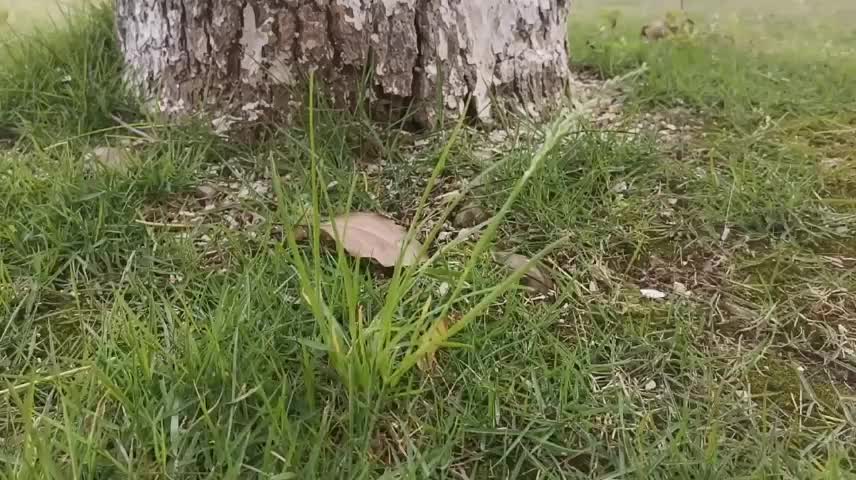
[{"x1": 115, "y1": 0, "x2": 571, "y2": 130}]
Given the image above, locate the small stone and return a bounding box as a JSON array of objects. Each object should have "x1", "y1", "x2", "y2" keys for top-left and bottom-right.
[
  {"x1": 640, "y1": 288, "x2": 667, "y2": 300},
  {"x1": 472, "y1": 149, "x2": 493, "y2": 162},
  {"x1": 91, "y1": 146, "x2": 134, "y2": 173},
  {"x1": 589, "y1": 280, "x2": 599, "y2": 293},
  {"x1": 611, "y1": 181, "x2": 629, "y2": 193},
  {"x1": 644, "y1": 380, "x2": 657, "y2": 391},
  {"x1": 195, "y1": 185, "x2": 218, "y2": 199},
  {"x1": 673, "y1": 282, "x2": 691, "y2": 297},
  {"x1": 212, "y1": 115, "x2": 240, "y2": 137},
  {"x1": 252, "y1": 180, "x2": 271, "y2": 196},
  {"x1": 821, "y1": 158, "x2": 845, "y2": 170},
  {"x1": 488, "y1": 129, "x2": 508, "y2": 144},
  {"x1": 453, "y1": 203, "x2": 490, "y2": 229}
]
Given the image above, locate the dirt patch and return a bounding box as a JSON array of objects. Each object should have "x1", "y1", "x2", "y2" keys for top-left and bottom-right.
[
  {"x1": 137, "y1": 160, "x2": 274, "y2": 270},
  {"x1": 746, "y1": 355, "x2": 856, "y2": 414},
  {"x1": 571, "y1": 66, "x2": 704, "y2": 150}
]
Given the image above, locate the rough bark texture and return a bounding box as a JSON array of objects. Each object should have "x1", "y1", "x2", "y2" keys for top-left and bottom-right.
[{"x1": 115, "y1": 0, "x2": 571, "y2": 129}]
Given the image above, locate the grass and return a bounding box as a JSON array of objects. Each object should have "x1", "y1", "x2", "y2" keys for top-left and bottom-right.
[
  {"x1": 2, "y1": 2, "x2": 856, "y2": 478},
  {"x1": 0, "y1": 0, "x2": 90, "y2": 31}
]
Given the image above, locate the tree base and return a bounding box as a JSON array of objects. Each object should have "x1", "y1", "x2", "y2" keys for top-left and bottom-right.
[{"x1": 116, "y1": 0, "x2": 571, "y2": 130}]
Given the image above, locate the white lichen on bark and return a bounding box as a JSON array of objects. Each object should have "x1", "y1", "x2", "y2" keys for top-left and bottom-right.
[{"x1": 115, "y1": 0, "x2": 571, "y2": 128}]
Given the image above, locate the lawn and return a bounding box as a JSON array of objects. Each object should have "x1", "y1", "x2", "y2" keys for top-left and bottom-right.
[
  {"x1": 0, "y1": 0, "x2": 89, "y2": 30},
  {"x1": 1, "y1": 1, "x2": 855, "y2": 478}
]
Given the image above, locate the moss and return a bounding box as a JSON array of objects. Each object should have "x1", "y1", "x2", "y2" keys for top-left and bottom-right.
[
  {"x1": 748, "y1": 357, "x2": 849, "y2": 413},
  {"x1": 749, "y1": 358, "x2": 801, "y2": 405}
]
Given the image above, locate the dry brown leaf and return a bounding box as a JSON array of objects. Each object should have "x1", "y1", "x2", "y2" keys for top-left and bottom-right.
[
  {"x1": 494, "y1": 252, "x2": 556, "y2": 295},
  {"x1": 319, "y1": 212, "x2": 423, "y2": 267}
]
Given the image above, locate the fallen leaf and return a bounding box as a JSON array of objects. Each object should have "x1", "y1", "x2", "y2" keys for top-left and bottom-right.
[
  {"x1": 494, "y1": 252, "x2": 555, "y2": 295},
  {"x1": 640, "y1": 288, "x2": 667, "y2": 300},
  {"x1": 319, "y1": 212, "x2": 423, "y2": 267}
]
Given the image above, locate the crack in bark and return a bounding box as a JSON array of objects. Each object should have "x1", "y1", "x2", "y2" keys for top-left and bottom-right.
[
  {"x1": 176, "y1": 0, "x2": 188, "y2": 62},
  {"x1": 289, "y1": 3, "x2": 300, "y2": 79},
  {"x1": 200, "y1": 1, "x2": 214, "y2": 101},
  {"x1": 231, "y1": 0, "x2": 248, "y2": 86},
  {"x1": 324, "y1": 4, "x2": 340, "y2": 70},
  {"x1": 410, "y1": 0, "x2": 426, "y2": 126}
]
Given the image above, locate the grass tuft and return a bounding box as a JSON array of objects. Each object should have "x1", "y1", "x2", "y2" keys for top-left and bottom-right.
[{"x1": 0, "y1": 3, "x2": 132, "y2": 142}]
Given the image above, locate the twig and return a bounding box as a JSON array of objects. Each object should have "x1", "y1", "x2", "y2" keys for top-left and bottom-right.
[
  {"x1": 135, "y1": 219, "x2": 195, "y2": 228},
  {"x1": 1, "y1": 365, "x2": 93, "y2": 396},
  {"x1": 111, "y1": 114, "x2": 157, "y2": 142}
]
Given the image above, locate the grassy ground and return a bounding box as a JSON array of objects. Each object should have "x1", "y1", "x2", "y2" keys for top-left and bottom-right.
[
  {"x1": 0, "y1": 0, "x2": 90, "y2": 31},
  {"x1": 1, "y1": 2, "x2": 855, "y2": 479}
]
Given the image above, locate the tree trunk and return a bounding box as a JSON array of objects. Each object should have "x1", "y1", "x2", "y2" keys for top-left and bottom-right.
[{"x1": 115, "y1": 0, "x2": 571, "y2": 130}]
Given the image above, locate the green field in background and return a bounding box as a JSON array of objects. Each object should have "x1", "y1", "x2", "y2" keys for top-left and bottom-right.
[{"x1": 0, "y1": 0, "x2": 90, "y2": 29}]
